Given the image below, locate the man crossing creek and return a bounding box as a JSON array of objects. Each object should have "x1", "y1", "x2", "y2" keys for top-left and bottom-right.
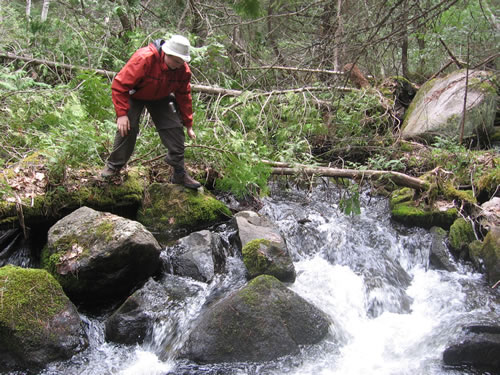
[{"x1": 101, "y1": 34, "x2": 201, "y2": 189}]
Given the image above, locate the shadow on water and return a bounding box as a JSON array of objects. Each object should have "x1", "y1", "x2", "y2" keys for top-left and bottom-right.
[{"x1": 0, "y1": 227, "x2": 46, "y2": 268}]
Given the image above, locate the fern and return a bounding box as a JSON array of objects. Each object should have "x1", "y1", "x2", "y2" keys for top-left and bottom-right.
[{"x1": 215, "y1": 154, "x2": 271, "y2": 198}]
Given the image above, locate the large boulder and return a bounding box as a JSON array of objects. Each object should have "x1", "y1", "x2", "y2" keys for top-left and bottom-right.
[
  {"x1": 181, "y1": 275, "x2": 330, "y2": 363},
  {"x1": 443, "y1": 325, "x2": 500, "y2": 372},
  {"x1": 137, "y1": 183, "x2": 232, "y2": 241},
  {"x1": 165, "y1": 230, "x2": 227, "y2": 282},
  {"x1": 233, "y1": 211, "x2": 296, "y2": 282},
  {"x1": 0, "y1": 265, "x2": 88, "y2": 372},
  {"x1": 402, "y1": 69, "x2": 497, "y2": 143},
  {"x1": 41, "y1": 206, "x2": 162, "y2": 305}
]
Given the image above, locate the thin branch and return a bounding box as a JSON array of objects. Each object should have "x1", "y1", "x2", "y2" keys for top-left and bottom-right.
[
  {"x1": 243, "y1": 65, "x2": 344, "y2": 76},
  {"x1": 438, "y1": 37, "x2": 463, "y2": 68}
]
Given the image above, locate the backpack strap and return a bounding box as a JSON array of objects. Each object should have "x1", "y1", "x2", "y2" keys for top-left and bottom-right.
[{"x1": 153, "y1": 39, "x2": 165, "y2": 55}]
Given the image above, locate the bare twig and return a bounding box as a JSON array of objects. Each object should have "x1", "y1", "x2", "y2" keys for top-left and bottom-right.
[
  {"x1": 439, "y1": 37, "x2": 463, "y2": 68},
  {"x1": 459, "y1": 35, "x2": 470, "y2": 143},
  {"x1": 243, "y1": 65, "x2": 344, "y2": 76}
]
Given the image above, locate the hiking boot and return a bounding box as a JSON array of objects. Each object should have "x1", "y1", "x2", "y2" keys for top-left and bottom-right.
[
  {"x1": 172, "y1": 172, "x2": 201, "y2": 189},
  {"x1": 100, "y1": 165, "x2": 120, "y2": 178}
]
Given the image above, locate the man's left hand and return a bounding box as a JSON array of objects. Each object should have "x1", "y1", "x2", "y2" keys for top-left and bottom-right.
[{"x1": 187, "y1": 127, "x2": 196, "y2": 140}]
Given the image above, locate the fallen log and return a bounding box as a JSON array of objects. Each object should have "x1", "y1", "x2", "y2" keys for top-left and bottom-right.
[{"x1": 265, "y1": 161, "x2": 429, "y2": 191}]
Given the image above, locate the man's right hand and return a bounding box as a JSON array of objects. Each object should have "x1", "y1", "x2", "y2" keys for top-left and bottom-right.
[{"x1": 117, "y1": 115, "x2": 130, "y2": 137}]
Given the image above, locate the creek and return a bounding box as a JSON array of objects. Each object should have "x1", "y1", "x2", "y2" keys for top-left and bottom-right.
[{"x1": 4, "y1": 181, "x2": 500, "y2": 375}]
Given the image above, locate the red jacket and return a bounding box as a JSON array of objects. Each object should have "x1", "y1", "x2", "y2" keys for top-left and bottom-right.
[{"x1": 111, "y1": 41, "x2": 193, "y2": 128}]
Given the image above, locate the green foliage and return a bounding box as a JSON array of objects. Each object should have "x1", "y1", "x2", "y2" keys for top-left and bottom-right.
[
  {"x1": 328, "y1": 90, "x2": 392, "y2": 144},
  {"x1": 72, "y1": 72, "x2": 113, "y2": 121},
  {"x1": 0, "y1": 65, "x2": 115, "y2": 183},
  {"x1": 429, "y1": 136, "x2": 471, "y2": 183},
  {"x1": 367, "y1": 155, "x2": 405, "y2": 171},
  {"x1": 232, "y1": 0, "x2": 262, "y2": 19},
  {"x1": 339, "y1": 182, "x2": 361, "y2": 216},
  {"x1": 215, "y1": 154, "x2": 271, "y2": 199}
]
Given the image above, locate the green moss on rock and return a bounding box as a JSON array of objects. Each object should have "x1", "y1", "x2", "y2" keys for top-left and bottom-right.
[
  {"x1": 468, "y1": 228, "x2": 500, "y2": 283},
  {"x1": 448, "y1": 218, "x2": 475, "y2": 254},
  {"x1": 0, "y1": 265, "x2": 68, "y2": 347},
  {"x1": 241, "y1": 239, "x2": 296, "y2": 282},
  {"x1": 389, "y1": 187, "x2": 414, "y2": 209},
  {"x1": 390, "y1": 188, "x2": 457, "y2": 229},
  {"x1": 0, "y1": 168, "x2": 145, "y2": 228},
  {"x1": 477, "y1": 165, "x2": 500, "y2": 197},
  {"x1": 137, "y1": 183, "x2": 232, "y2": 233},
  {"x1": 242, "y1": 239, "x2": 272, "y2": 278},
  {"x1": 442, "y1": 183, "x2": 476, "y2": 204}
]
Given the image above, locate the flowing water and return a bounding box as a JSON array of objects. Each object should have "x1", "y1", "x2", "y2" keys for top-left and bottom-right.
[{"x1": 5, "y1": 181, "x2": 500, "y2": 375}]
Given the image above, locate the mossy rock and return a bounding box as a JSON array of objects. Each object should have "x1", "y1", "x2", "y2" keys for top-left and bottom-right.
[
  {"x1": 477, "y1": 165, "x2": 500, "y2": 198},
  {"x1": 0, "y1": 265, "x2": 88, "y2": 371},
  {"x1": 0, "y1": 167, "x2": 145, "y2": 229},
  {"x1": 242, "y1": 239, "x2": 296, "y2": 282},
  {"x1": 181, "y1": 275, "x2": 330, "y2": 363},
  {"x1": 389, "y1": 187, "x2": 415, "y2": 208},
  {"x1": 442, "y1": 184, "x2": 477, "y2": 205},
  {"x1": 390, "y1": 188, "x2": 458, "y2": 229},
  {"x1": 448, "y1": 218, "x2": 476, "y2": 254},
  {"x1": 468, "y1": 227, "x2": 500, "y2": 283},
  {"x1": 137, "y1": 183, "x2": 232, "y2": 236}
]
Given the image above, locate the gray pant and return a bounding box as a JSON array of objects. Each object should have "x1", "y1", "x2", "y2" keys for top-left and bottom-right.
[{"x1": 106, "y1": 97, "x2": 186, "y2": 173}]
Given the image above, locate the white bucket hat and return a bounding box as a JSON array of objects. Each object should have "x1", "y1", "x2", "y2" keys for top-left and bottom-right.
[{"x1": 162, "y1": 35, "x2": 191, "y2": 62}]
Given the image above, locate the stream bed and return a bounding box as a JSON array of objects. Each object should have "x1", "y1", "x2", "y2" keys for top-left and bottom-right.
[{"x1": 4, "y1": 181, "x2": 499, "y2": 375}]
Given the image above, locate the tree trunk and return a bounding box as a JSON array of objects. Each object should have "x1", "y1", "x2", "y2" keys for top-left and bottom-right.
[
  {"x1": 26, "y1": 0, "x2": 31, "y2": 19},
  {"x1": 108, "y1": 0, "x2": 133, "y2": 37},
  {"x1": 267, "y1": 0, "x2": 283, "y2": 65},
  {"x1": 416, "y1": 33, "x2": 425, "y2": 77},
  {"x1": 333, "y1": 0, "x2": 344, "y2": 71},
  {"x1": 401, "y1": 0, "x2": 409, "y2": 78},
  {"x1": 319, "y1": 0, "x2": 335, "y2": 70},
  {"x1": 188, "y1": 0, "x2": 206, "y2": 45},
  {"x1": 41, "y1": 0, "x2": 50, "y2": 22}
]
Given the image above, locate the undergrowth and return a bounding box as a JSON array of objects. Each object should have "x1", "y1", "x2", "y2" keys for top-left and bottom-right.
[{"x1": 0, "y1": 63, "x2": 497, "y2": 207}]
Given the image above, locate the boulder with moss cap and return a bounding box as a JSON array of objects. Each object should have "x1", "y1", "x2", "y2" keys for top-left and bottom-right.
[
  {"x1": 0, "y1": 265, "x2": 88, "y2": 372},
  {"x1": 181, "y1": 275, "x2": 330, "y2": 363},
  {"x1": 469, "y1": 227, "x2": 500, "y2": 284},
  {"x1": 233, "y1": 210, "x2": 296, "y2": 282}
]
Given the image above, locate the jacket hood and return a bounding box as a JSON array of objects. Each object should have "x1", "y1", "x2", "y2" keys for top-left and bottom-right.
[{"x1": 152, "y1": 39, "x2": 164, "y2": 55}]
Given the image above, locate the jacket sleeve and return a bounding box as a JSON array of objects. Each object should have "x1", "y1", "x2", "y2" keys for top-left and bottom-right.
[
  {"x1": 174, "y1": 68, "x2": 193, "y2": 128},
  {"x1": 111, "y1": 54, "x2": 149, "y2": 118}
]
